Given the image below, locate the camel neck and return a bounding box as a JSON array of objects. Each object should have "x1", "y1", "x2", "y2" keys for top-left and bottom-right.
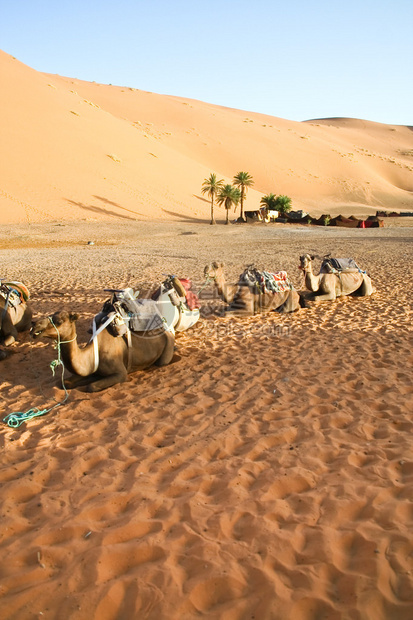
[
  {"x1": 58, "y1": 334, "x2": 95, "y2": 377},
  {"x1": 304, "y1": 262, "x2": 319, "y2": 292}
]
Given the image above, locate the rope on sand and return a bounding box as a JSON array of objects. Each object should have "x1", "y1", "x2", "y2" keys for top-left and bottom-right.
[{"x1": 3, "y1": 318, "x2": 70, "y2": 428}]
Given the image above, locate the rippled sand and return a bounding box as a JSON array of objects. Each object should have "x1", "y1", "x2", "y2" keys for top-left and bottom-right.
[{"x1": 1, "y1": 221, "x2": 412, "y2": 619}]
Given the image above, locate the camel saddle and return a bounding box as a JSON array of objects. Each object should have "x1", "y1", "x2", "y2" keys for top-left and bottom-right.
[
  {"x1": 99, "y1": 289, "x2": 165, "y2": 335},
  {"x1": 240, "y1": 267, "x2": 293, "y2": 294},
  {"x1": 152, "y1": 275, "x2": 200, "y2": 310},
  {"x1": 320, "y1": 257, "x2": 363, "y2": 273},
  {"x1": 0, "y1": 281, "x2": 30, "y2": 307}
]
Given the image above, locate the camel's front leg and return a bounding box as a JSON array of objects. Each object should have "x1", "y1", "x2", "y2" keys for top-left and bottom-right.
[
  {"x1": 86, "y1": 371, "x2": 128, "y2": 392},
  {"x1": 3, "y1": 333, "x2": 17, "y2": 346},
  {"x1": 63, "y1": 374, "x2": 99, "y2": 389},
  {"x1": 1, "y1": 315, "x2": 18, "y2": 346},
  {"x1": 359, "y1": 275, "x2": 375, "y2": 296},
  {"x1": 276, "y1": 290, "x2": 301, "y2": 313},
  {"x1": 156, "y1": 333, "x2": 176, "y2": 367},
  {"x1": 309, "y1": 291, "x2": 337, "y2": 302}
]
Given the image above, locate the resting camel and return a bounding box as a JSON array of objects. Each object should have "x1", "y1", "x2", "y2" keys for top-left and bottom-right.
[
  {"x1": 31, "y1": 310, "x2": 176, "y2": 392},
  {"x1": 0, "y1": 281, "x2": 32, "y2": 347},
  {"x1": 204, "y1": 262, "x2": 305, "y2": 315},
  {"x1": 299, "y1": 254, "x2": 375, "y2": 301}
]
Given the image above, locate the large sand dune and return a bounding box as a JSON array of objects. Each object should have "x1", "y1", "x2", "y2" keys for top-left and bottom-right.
[{"x1": 1, "y1": 50, "x2": 412, "y2": 225}]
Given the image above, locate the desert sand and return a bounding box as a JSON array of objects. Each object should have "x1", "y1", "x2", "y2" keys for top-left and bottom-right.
[{"x1": 1, "y1": 219, "x2": 413, "y2": 620}]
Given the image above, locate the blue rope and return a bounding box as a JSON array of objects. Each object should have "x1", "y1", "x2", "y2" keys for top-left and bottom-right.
[
  {"x1": 3, "y1": 406, "x2": 57, "y2": 428},
  {"x1": 3, "y1": 318, "x2": 70, "y2": 428}
]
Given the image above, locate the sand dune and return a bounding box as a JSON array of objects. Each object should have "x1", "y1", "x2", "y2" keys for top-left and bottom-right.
[{"x1": 1, "y1": 50, "x2": 412, "y2": 225}]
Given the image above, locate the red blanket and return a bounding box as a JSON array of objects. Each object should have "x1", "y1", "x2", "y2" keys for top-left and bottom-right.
[{"x1": 179, "y1": 279, "x2": 200, "y2": 310}]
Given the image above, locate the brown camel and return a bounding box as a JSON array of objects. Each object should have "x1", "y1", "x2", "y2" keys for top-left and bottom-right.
[
  {"x1": 0, "y1": 281, "x2": 32, "y2": 347},
  {"x1": 31, "y1": 310, "x2": 176, "y2": 392},
  {"x1": 299, "y1": 254, "x2": 375, "y2": 301},
  {"x1": 204, "y1": 262, "x2": 305, "y2": 315}
]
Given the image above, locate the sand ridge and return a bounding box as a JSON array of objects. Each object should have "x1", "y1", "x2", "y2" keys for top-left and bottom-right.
[{"x1": 0, "y1": 222, "x2": 412, "y2": 619}]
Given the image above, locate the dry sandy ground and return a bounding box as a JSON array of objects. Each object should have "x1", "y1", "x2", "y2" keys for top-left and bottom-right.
[{"x1": 0, "y1": 220, "x2": 412, "y2": 619}]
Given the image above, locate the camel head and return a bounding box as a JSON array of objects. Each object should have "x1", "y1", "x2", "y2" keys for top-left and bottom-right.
[
  {"x1": 299, "y1": 254, "x2": 314, "y2": 271},
  {"x1": 31, "y1": 311, "x2": 79, "y2": 340},
  {"x1": 204, "y1": 261, "x2": 224, "y2": 280}
]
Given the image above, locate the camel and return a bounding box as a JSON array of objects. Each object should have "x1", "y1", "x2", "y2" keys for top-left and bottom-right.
[
  {"x1": 299, "y1": 254, "x2": 375, "y2": 301},
  {"x1": 0, "y1": 281, "x2": 32, "y2": 347},
  {"x1": 204, "y1": 262, "x2": 305, "y2": 315},
  {"x1": 30, "y1": 310, "x2": 176, "y2": 392}
]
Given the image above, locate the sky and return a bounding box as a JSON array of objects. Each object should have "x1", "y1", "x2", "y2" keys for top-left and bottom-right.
[{"x1": 1, "y1": 0, "x2": 412, "y2": 125}]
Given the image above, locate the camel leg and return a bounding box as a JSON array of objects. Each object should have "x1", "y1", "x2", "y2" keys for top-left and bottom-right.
[
  {"x1": 308, "y1": 290, "x2": 337, "y2": 302},
  {"x1": 276, "y1": 290, "x2": 301, "y2": 313},
  {"x1": 86, "y1": 371, "x2": 129, "y2": 392},
  {"x1": 61, "y1": 372, "x2": 127, "y2": 391},
  {"x1": 63, "y1": 374, "x2": 99, "y2": 389},
  {"x1": 16, "y1": 308, "x2": 33, "y2": 332},
  {"x1": 2, "y1": 322, "x2": 18, "y2": 346},
  {"x1": 311, "y1": 294, "x2": 337, "y2": 302},
  {"x1": 155, "y1": 333, "x2": 175, "y2": 367},
  {"x1": 227, "y1": 295, "x2": 254, "y2": 316},
  {"x1": 3, "y1": 333, "x2": 17, "y2": 346},
  {"x1": 358, "y1": 275, "x2": 375, "y2": 296}
]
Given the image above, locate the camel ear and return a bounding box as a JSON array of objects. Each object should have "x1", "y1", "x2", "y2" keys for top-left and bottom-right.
[
  {"x1": 69, "y1": 312, "x2": 79, "y2": 322},
  {"x1": 212, "y1": 261, "x2": 219, "y2": 269}
]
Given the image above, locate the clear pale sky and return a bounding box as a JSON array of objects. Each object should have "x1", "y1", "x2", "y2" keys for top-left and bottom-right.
[{"x1": 1, "y1": 0, "x2": 412, "y2": 125}]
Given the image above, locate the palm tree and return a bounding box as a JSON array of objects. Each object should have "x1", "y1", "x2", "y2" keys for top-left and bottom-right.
[
  {"x1": 274, "y1": 195, "x2": 292, "y2": 215},
  {"x1": 201, "y1": 173, "x2": 224, "y2": 225},
  {"x1": 233, "y1": 171, "x2": 254, "y2": 221},
  {"x1": 260, "y1": 193, "x2": 278, "y2": 210},
  {"x1": 217, "y1": 184, "x2": 241, "y2": 225}
]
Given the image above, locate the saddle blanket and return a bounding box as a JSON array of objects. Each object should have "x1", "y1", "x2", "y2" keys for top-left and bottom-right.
[
  {"x1": 262, "y1": 271, "x2": 293, "y2": 293},
  {"x1": 240, "y1": 268, "x2": 293, "y2": 294},
  {"x1": 118, "y1": 298, "x2": 165, "y2": 332},
  {"x1": 0, "y1": 281, "x2": 29, "y2": 306},
  {"x1": 179, "y1": 278, "x2": 200, "y2": 310}
]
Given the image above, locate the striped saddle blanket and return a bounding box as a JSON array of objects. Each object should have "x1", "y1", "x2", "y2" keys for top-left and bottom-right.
[
  {"x1": 0, "y1": 281, "x2": 30, "y2": 307},
  {"x1": 240, "y1": 267, "x2": 293, "y2": 294}
]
